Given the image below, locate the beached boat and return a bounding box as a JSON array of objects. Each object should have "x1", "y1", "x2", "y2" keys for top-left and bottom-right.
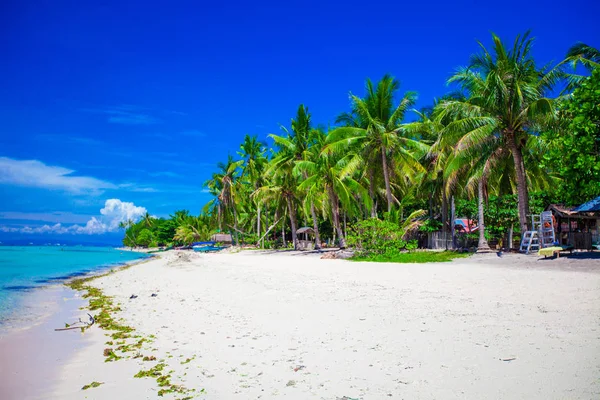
[{"x1": 192, "y1": 241, "x2": 226, "y2": 253}]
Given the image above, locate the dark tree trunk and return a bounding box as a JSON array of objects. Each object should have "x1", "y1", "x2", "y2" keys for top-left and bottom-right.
[
  {"x1": 368, "y1": 167, "x2": 377, "y2": 218},
  {"x1": 441, "y1": 186, "x2": 448, "y2": 249},
  {"x1": 450, "y1": 195, "x2": 456, "y2": 249},
  {"x1": 232, "y1": 203, "x2": 239, "y2": 245},
  {"x1": 381, "y1": 145, "x2": 393, "y2": 213},
  {"x1": 506, "y1": 132, "x2": 530, "y2": 234}
]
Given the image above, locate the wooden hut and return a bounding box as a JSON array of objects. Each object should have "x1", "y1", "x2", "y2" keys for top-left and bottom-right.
[
  {"x1": 211, "y1": 233, "x2": 233, "y2": 245},
  {"x1": 546, "y1": 201, "x2": 600, "y2": 250},
  {"x1": 296, "y1": 227, "x2": 315, "y2": 250}
]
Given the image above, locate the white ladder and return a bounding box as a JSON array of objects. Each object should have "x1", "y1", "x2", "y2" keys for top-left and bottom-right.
[
  {"x1": 539, "y1": 211, "x2": 556, "y2": 248},
  {"x1": 520, "y1": 230, "x2": 540, "y2": 254}
]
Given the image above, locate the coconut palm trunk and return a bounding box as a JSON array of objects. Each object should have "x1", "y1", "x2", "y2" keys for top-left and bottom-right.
[
  {"x1": 328, "y1": 187, "x2": 347, "y2": 248},
  {"x1": 450, "y1": 195, "x2": 456, "y2": 249},
  {"x1": 310, "y1": 203, "x2": 321, "y2": 249},
  {"x1": 441, "y1": 187, "x2": 448, "y2": 249},
  {"x1": 381, "y1": 145, "x2": 394, "y2": 213},
  {"x1": 368, "y1": 168, "x2": 377, "y2": 218},
  {"x1": 257, "y1": 204, "x2": 261, "y2": 237},
  {"x1": 232, "y1": 203, "x2": 239, "y2": 245},
  {"x1": 506, "y1": 132, "x2": 530, "y2": 234},
  {"x1": 286, "y1": 196, "x2": 298, "y2": 250},
  {"x1": 477, "y1": 180, "x2": 491, "y2": 252}
]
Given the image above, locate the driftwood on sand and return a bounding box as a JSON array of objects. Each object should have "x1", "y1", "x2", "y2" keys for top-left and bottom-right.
[{"x1": 55, "y1": 313, "x2": 95, "y2": 332}]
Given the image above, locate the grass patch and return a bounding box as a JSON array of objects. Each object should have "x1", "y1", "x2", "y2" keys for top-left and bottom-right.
[{"x1": 351, "y1": 251, "x2": 471, "y2": 263}]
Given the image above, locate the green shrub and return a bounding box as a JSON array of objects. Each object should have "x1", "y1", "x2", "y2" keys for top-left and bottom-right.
[{"x1": 347, "y1": 218, "x2": 417, "y2": 256}]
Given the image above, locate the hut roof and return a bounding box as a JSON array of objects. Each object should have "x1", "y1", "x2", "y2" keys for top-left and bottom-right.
[
  {"x1": 546, "y1": 204, "x2": 599, "y2": 219},
  {"x1": 573, "y1": 196, "x2": 600, "y2": 212},
  {"x1": 211, "y1": 233, "x2": 233, "y2": 243},
  {"x1": 296, "y1": 227, "x2": 314, "y2": 234}
]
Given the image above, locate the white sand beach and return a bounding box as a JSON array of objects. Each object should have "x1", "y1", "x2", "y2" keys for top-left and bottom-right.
[{"x1": 8, "y1": 250, "x2": 600, "y2": 399}]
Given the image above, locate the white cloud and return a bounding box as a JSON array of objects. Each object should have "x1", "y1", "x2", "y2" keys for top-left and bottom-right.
[
  {"x1": 0, "y1": 199, "x2": 147, "y2": 235},
  {"x1": 82, "y1": 105, "x2": 160, "y2": 125},
  {"x1": 98, "y1": 199, "x2": 147, "y2": 231},
  {"x1": 0, "y1": 157, "x2": 116, "y2": 193}
]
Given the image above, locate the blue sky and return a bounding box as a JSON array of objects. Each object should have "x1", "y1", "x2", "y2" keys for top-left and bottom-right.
[{"x1": 1, "y1": 0, "x2": 599, "y2": 243}]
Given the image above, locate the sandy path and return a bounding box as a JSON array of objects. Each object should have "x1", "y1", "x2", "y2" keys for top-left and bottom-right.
[{"x1": 53, "y1": 251, "x2": 600, "y2": 399}]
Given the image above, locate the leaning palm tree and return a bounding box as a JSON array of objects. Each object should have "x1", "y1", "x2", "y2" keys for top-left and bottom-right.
[
  {"x1": 119, "y1": 219, "x2": 137, "y2": 248},
  {"x1": 440, "y1": 31, "x2": 561, "y2": 234},
  {"x1": 142, "y1": 212, "x2": 154, "y2": 228},
  {"x1": 327, "y1": 74, "x2": 426, "y2": 213}
]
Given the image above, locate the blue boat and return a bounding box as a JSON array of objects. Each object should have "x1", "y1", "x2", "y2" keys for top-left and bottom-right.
[{"x1": 192, "y1": 241, "x2": 226, "y2": 253}]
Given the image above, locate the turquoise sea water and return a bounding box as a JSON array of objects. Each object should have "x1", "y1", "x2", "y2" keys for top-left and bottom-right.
[{"x1": 0, "y1": 246, "x2": 148, "y2": 324}]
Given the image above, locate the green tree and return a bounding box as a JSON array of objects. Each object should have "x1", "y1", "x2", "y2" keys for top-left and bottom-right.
[
  {"x1": 267, "y1": 105, "x2": 315, "y2": 249},
  {"x1": 542, "y1": 68, "x2": 600, "y2": 205},
  {"x1": 328, "y1": 74, "x2": 426, "y2": 213},
  {"x1": 295, "y1": 128, "x2": 372, "y2": 248},
  {"x1": 441, "y1": 31, "x2": 562, "y2": 234},
  {"x1": 137, "y1": 228, "x2": 154, "y2": 247},
  {"x1": 238, "y1": 134, "x2": 268, "y2": 240},
  {"x1": 204, "y1": 156, "x2": 244, "y2": 243}
]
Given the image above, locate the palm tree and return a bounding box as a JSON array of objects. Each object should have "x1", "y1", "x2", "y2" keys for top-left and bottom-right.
[
  {"x1": 441, "y1": 31, "x2": 561, "y2": 234},
  {"x1": 204, "y1": 156, "x2": 244, "y2": 244},
  {"x1": 328, "y1": 74, "x2": 426, "y2": 213},
  {"x1": 238, "y1": 134, "x2": 268, "y2": 240},
  {"x1": 255, "y1": 160, "x2": 299, "y2": 249},
  {"x1": 564, "y1": 43, "x2": 600, "y2": 71},
  {"x1": 267, "y1": 105, "x2": 317, "y2": 250},
  {"x1": 119, "y1": 219, "x2": 137, "y2": 248},
  {"x1": 295, "y1": 128, "x2": 372, "y2": 248},
  {"x1": 142, "y1": 212, "x2": 154, "y2": 228}
]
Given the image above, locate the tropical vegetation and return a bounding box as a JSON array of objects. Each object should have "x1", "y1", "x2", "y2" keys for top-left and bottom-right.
[{"x1": 122, "y1": 32, "x2": 599, "y2": 256}]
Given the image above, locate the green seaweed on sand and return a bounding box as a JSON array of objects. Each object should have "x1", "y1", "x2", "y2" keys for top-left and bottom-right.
[
  {"x1": 181, "y1": 355, "x2": 196, "y2": 364},
  {"x1": 135, "y1": 363, "x2": 194, "y2": 397},
  {"x1": 81, "y1": 381, "x2": 103, "y2": 390},
  {"x1": 68, "y1": 260, "x2": 200, "y2": 398}
]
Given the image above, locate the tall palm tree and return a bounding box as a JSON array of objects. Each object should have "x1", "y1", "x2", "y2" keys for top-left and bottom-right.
[
  {"x1": 204, "y1": 156, "x2": 244, "y2": 244},
  {"x1": 328, "y1": 74, "x2": 426, "y2": 213},
  {"x1": 295, "y1": 128, "x2": 371, "y2": 248},
  {"x1": 267, "y1": 105, "x2": 317, "y2": 249},
  {"x1": 441, "y1": 31, "x2": 561, "y2": 234},
  {"x1": 238, "y1": 134, "x2": 268, "y2": 238}
]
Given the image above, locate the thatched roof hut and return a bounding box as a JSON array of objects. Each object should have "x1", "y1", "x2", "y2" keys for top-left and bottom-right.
[
  {"x1": 211, "y1": 233, "x2": 233, "y2": 244},
  {"x1": 296, "y1": 227, "x2": 315, "y2": 250}
]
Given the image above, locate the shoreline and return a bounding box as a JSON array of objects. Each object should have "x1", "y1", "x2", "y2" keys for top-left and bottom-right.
[
  {"x1": 0, "y1": 253, "x2": 152, "y2": 336},
  {"x1": 0, "y1": 255, "x2": 154, "y2": 400}
]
